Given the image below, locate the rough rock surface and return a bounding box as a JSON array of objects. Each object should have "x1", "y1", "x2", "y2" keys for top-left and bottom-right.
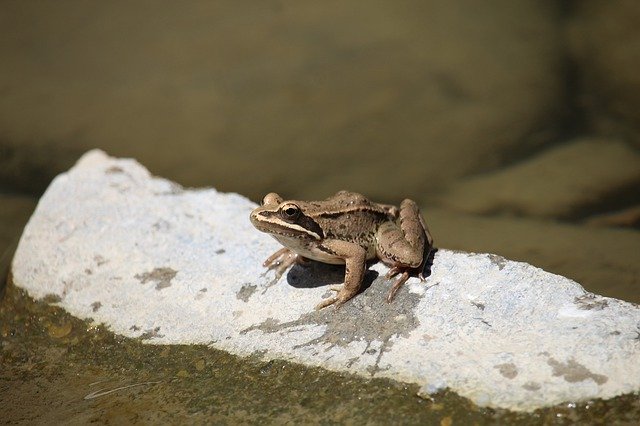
[{"x1": 11, "y1": 151, "x2": 640, "y2": 412}]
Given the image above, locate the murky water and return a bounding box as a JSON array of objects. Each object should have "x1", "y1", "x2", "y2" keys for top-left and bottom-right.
[{"x1": 1, "y1": 1, "x2": 639, "y2": 423}]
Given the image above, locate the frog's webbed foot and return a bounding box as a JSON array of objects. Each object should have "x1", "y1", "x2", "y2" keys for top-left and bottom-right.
[
  {"x1": 386, "y1": 262, "x2": 427, "y2": 301},
  {"x1": 314, "y1": 285, "x2": 348, "y2": 310},
  {"x1": 315, "y1": 297, "x2": 337, "y2": 310},
  {"x1": 386, "y1": 271, "x2": 410, "y2": 303},
  {"x1": 262, "y1": 248, "x2": 300, "y2": 279}
]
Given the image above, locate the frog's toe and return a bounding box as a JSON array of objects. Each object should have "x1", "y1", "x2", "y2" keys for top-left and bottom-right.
[
  {"x1": 315, "y1": 296, "x2": 339, "y2": 310},
  {"x1": 385, "y1": 266, "x2": 401, "y2": 279},
  {"x1": 386, "y1": 271, "x2": 410, "y2": 302},
  {"x1": 273, "y1": 263, "x2": 290, "y2": 279},
  {"x1": 316, "y1": 284, "x2": 356, "y2": 310},
  {"x1": 386, "y1": 288, "x2": 396, "y2": 303},
  {"x1": 263, "y1": 249, "x2": 299, "y2": 279}
]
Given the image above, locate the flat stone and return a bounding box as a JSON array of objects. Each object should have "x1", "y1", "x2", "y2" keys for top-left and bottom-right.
[{"x1": 11, "y1": 150, "x2": 640, "y2": 412}]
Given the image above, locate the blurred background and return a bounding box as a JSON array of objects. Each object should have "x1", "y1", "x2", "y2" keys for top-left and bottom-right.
[{"x1": 1, "y1": 0, "x2": 638, "y2": 302}]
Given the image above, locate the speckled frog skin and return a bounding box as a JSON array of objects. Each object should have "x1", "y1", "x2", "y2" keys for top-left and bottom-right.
[{"x1": 250, "y1": 191, "x2": 433, "y2": 309}]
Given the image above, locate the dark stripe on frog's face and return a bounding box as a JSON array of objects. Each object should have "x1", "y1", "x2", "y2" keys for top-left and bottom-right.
[{"x1": 294, "y1": 214, "x2": 325, "y2": 239}]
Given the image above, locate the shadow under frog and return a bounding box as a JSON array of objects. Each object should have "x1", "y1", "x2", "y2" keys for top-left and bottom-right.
[{"x1": 242, "y1": 250, "x2": 436, "y2": 375}]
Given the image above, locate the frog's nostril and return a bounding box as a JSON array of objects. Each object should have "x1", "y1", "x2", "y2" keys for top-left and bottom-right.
[{"x1": 249, "y1": 211, "x2": 259, "y2": 224}]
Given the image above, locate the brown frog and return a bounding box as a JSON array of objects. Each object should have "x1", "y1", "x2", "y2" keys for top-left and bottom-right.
[{"x1": 250, "y1": 191, "x2": 433, "y2": 309}]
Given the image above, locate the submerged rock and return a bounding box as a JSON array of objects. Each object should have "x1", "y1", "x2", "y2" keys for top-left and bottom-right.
[
  {"x1": 438, "y1": 137, "x2": 640, "y2": 218},
  {"x1": 11, "y1": 150, "x2": 640, "y2": 412}
]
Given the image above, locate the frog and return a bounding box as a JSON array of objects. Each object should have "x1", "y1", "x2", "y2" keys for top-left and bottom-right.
[{"x1": 249, "y1": 191, "x2": 433, "y2": 309}]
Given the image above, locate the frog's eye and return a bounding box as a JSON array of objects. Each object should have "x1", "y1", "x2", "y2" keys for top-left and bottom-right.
[{"x1": 280, "y1": 203, "x2": 300, "y2": 221}]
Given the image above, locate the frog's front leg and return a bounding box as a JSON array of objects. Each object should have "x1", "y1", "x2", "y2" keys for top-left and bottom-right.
[
  {"x1": 376, "y1": 199, "x2": 433, "y2": 302},
  {"x1": 262, "y1": 247, "x2": 302, "y2": 279},
  {"x1": 314, "y1": 240, "x2": 366, "y2": 310}
]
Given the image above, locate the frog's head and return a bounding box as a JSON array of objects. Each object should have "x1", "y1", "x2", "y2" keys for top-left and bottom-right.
[{"x1": 250, "y1": 193, "x2": 323, "y2": 240}]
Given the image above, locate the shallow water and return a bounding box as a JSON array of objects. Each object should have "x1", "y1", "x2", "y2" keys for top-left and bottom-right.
[{"x1": 1, "y1": 1, "x2": 639, "y2": 423}]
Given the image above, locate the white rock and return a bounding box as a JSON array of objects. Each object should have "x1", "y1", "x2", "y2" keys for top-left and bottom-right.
[{"x1": 11, "y1": 150, "x2": 640, "y2": 412}]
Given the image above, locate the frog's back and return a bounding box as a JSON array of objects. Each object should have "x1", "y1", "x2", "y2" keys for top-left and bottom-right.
[{"x1": 315, "y1": 192, "x2": 391, "y2": 252}]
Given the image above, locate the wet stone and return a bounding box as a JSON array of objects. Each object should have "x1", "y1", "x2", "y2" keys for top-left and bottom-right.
[
  {"x1": 574, "y1": 293, "x2": 609, "y2": 310},
  {"x1": 547, "y1": 358, "x2": 608, "y2": 385},
  {"x1": 135, "y1": 267, "x2": 177, "y2": 290},
  {"x1": 495, "y1": 363, "x2": 519, "y2": 379},
  {"x1": 486, "y1": 254, "x2": 507, "y2": 270},
  {"x1": 10, "y1": 150, "x2": 640, "y2": 412},
  {"x1": 236, "y1": 284, "x2": 257, "y2": 302}
]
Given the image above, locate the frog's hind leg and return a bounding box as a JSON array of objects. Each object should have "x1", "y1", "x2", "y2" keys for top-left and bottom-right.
[
  {"x1": 416, "y1": 207, "x2": 434, "y2": 280},
  {"x1": 376, "y1": 199, "x2": 431, "y2": 302}
]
